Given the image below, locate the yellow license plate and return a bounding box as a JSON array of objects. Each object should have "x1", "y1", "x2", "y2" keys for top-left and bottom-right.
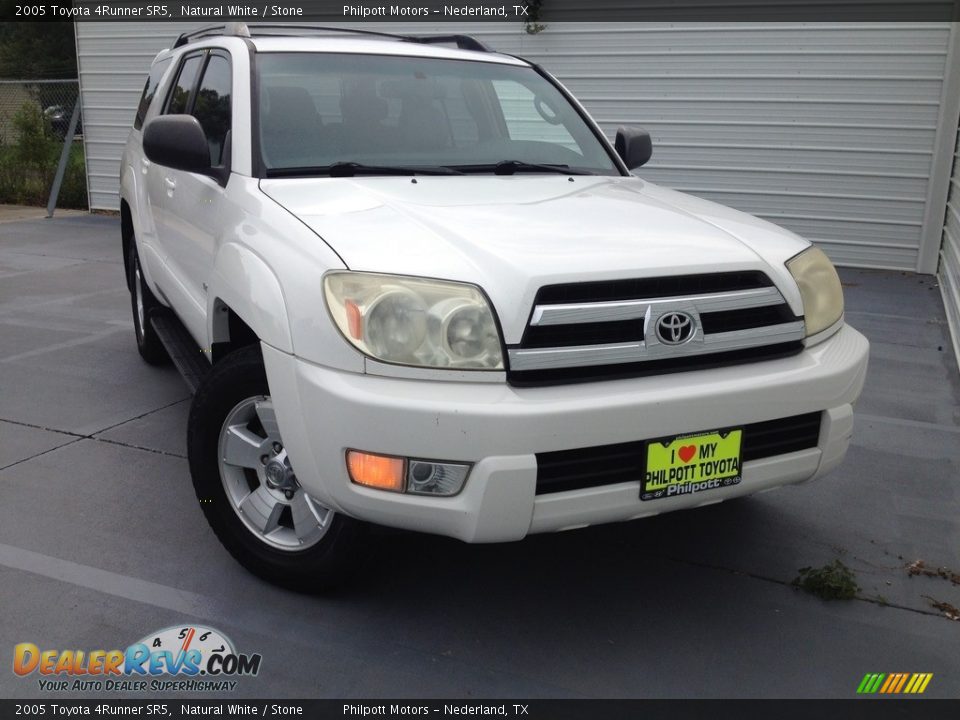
[{"x1": 642, "y1": 429, "x2": 743, "y2": 501}]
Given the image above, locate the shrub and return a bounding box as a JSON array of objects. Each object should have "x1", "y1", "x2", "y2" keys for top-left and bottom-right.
[
  {"x1": 13, "y1": 101, "x2": 57, "y2": 173},
  {"x1": 0, "y1": 100, "x2": 87, "y2": 209},
  {"x1": 58, "y1": 144, "x2": 88, "y2": 209}
]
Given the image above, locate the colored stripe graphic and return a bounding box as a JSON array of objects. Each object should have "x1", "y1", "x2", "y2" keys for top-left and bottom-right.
[
  {"x1": 858, "y1": 673, "x2": 880, "y2": 694},
  {"x1": 893, "y1": 673, "x2": 909, "y2": 693},
  {"x1": 879, "y1": 674, "x2": 896, "y2": 694},
  {"x1": 857, "y1": 673, "x2": 932, "y2": 694},
  {"x1": 904, "y1": 674, "x2": 920, "y2": 694}
]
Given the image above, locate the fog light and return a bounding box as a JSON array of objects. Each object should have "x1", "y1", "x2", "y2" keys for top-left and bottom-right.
[
  {"x1": 407, "y1": 460, "x2": 470, "y2": 496},
  {"x1": 346, "y1": 450, "x2": 405, "y2": 492}
]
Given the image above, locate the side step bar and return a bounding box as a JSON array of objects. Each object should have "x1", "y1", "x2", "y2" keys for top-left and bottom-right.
[{"x1": 150, "y1": 310, "x2": 211, "y2": 394}]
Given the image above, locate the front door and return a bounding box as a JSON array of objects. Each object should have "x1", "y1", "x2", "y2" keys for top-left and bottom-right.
[{"x1": 152, "y1": 50, "x2": 233, "y2": 349}]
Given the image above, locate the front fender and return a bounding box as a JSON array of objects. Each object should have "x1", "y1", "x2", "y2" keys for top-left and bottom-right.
[
  {"x1": 208, "y1": 243, "x2": 293, "y2": 353},
  {"x1": 120, "y1": 157, "x2": 165, "y2": 297}
]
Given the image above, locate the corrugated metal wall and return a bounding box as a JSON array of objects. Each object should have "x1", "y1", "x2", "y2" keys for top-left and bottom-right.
[
  {"x1": 77, "y1": 21, "x2": 956, "y2": 272},
  {"x1": 940, "y1": 124, "x2": 960, "y2": 364}
]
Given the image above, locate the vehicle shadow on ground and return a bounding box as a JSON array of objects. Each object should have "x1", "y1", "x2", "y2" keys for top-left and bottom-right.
[{"x1": 344, "y1": 496, "x2": 799, "y2": 607}]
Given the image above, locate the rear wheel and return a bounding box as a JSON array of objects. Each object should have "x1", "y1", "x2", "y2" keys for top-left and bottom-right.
[
  {"x1": 188, "y1": 345, "x2": 364, "y2": 591},
  {"x1": 127, "y1": 243, "x2": 169, "y2": 365}
]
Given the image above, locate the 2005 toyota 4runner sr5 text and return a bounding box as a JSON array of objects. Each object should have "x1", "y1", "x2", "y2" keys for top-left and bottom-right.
[{"x1": 120, "y1": 24, "x2": 869, "y2": 590}]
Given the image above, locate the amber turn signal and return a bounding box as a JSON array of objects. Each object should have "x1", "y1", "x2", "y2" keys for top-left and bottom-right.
[{"x1": 346, "y1": 450, "x2": 405, "y2": 492}]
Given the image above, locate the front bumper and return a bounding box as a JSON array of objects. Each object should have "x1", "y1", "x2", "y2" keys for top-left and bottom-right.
[{"x1": 263, "y1": 324, "x2": 869, "y2": 542}]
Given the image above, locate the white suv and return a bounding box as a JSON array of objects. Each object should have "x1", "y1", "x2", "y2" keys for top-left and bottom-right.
[{"x1": 121, "y1": 24, "x2": 869, "y2": 590}]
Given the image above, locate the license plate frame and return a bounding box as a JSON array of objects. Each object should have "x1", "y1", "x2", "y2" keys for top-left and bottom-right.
[{"x1": 641, "y1": 428, "x2": 743, "y2": 501}]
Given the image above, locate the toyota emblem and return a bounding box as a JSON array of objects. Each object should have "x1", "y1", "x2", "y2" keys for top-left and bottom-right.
[{"x1": 655, "y1": 312, "x2": 695, "y2": 345}]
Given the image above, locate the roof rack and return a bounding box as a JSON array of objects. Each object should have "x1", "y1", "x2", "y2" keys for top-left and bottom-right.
[
  {"x1": 172, "y1": 23, "x2": 493, "y2": 53},
  {"x1": 172, "y1": 23, "x2": 250, "y2": 48},
  {"x1": 402, "y1": 34, "x2": 493, "y2": 53}
]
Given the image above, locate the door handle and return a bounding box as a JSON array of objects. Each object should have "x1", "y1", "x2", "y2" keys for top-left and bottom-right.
[
  {"x1": 164, "y1": 178, "x2": 176, "y2": 194},
  {"x1": 140, "y1": 157, "x2": 150, "y2": 174}
]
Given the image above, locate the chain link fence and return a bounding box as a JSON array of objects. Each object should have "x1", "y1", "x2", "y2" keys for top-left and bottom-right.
[{"x1": 0, "y1": 79, "x2": 87, "y2": 211}]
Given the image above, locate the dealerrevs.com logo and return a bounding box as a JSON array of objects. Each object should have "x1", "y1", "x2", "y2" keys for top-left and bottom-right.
[{"x1": 13, "y1": 625, "x2": 261, "y2": 693}]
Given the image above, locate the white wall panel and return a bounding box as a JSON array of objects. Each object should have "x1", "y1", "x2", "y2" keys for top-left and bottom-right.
[
  {"x1": 940, "y1": 125, "x2": 960, "y2": 367},
  {"x1": 75, "y1": 22, "x2": 199, "y2": 211}
]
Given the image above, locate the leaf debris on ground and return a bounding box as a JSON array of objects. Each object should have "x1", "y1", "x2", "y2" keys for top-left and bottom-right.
[
  {"x1": 921, "y1": 595, "x2": 960, "y2": 621},
  {"x1": 792, "y1": 560, "x2": 860, "y2": 600},
  {"x1": 906, "y1": 559, "x2": 960, "y2": 586}
]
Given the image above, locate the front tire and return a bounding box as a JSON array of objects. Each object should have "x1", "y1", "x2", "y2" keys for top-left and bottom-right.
[
  {"x1": 188, "y1": 345, "x2": 364, "y2": 591},
  {"x1": 127, "y1": 243, "x2": 169, "y2": 365}
]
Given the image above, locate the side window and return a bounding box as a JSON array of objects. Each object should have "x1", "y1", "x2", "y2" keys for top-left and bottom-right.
[
  {"x1": 134, "y1": 58, "x2": 171, "y2": 130},
  {"x1": 191, "y1": 54, "x2": 232, "y2": 166},
  {"x1": 165, "y1": 55, "x2": 203, "y2": 115}
]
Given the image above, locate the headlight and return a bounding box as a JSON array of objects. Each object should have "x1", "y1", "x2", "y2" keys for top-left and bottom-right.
[
  {"x1": 324, "y1": 272, "x2": 504, "y2": 370},
  {"x1": 786, "y1": 246, "x2": 844, "y2": 337}
]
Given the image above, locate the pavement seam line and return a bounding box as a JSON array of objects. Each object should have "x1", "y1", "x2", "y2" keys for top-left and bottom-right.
[
  {"x1": 0, "y1": 396, "x2": 189, "y2": 439},
  {"x1": 0, "y1": 250, "x2": 122, "y2": 264},
  {"x1": 92, "y1": 436, "x2": 186, "y2": 459},
  {"x1": 664, "y1": 555, "x2": 948, "y2": 621},
  {"x1": 0, "y1": 326, "x2": 128, "y2": 364},
  {"x1": 856, "y1": 413, "x2": 960, "y2": 435},
  {"x1": 90, "y1": 396, "x2": 191, "y2": 435},
  {"x1": 0, "y1": 397, "x2": 190, "y2": 463},
  {"x1": 0, "y1": 287, "x2": 126, "y2": 315},
  {"x1": 0, "y1": 417, "x2": 86, "y2": 438},
  {"x1": 0, "y1": 542, "x2": 216, "y2": 619},
  {"x1": 0, "y1": 437, "x2": 85, "y2": 473}
]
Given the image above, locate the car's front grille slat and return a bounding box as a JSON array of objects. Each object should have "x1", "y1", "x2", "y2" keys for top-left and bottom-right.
[
  {"x1": 509, "y1": 321, "x2": 805, "y2": 373},
  {"x1": 532, "y1": 271, "x2": 773, "y2": 305},
  {"x1": 509, "y1": 342, "x2": 804, "y2": 386},
  {"x1": 530, "y1": 286, "x2": 786, "y2": 327},
  {"x1": 699, "y1": 303, "x2": 799, "y2": 334}
]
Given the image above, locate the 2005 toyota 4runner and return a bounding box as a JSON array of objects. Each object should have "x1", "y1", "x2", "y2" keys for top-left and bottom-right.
[{"x1": 120, "y1": 24, "x2": 870, "y2": 590}]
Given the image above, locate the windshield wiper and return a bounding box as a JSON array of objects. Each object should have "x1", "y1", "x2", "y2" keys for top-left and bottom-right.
[
  {"x1": 454, "y1": 160, "x2": 596, "y2": 176},
  {"x1": 266, "y1": 162, "x2": 463, "y2": 178}
]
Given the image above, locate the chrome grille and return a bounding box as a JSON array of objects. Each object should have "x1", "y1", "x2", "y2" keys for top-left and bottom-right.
[{"x1": 507, "y1": 272, "x2": 804, "y2": 385}]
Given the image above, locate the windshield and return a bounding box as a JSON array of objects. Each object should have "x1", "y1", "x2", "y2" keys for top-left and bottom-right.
[{"x1": 256, "y1": 52, "x2": 621, "y2": 176}]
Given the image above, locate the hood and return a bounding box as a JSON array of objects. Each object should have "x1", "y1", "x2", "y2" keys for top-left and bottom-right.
[{"x1": 260, "y1": 175, "x2": 808, "y2": 343}]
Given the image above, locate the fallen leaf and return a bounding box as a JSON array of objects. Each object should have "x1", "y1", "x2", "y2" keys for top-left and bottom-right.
[{"x1": 922, "y1": 595, "x2": 960, "y2": 621}]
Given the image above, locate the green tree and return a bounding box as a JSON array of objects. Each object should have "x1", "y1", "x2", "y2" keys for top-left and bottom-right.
[{"x1": 0, "y1": 17, "x2": 77, "y2": 79}]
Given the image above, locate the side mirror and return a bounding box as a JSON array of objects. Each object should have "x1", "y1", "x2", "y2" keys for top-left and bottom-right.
[
  {"x1": 143, "y1": 115, "x2": 212, "y2": 175},
  {"x1": 615, "y1": 126, "x2": 652, "y2": 170}
]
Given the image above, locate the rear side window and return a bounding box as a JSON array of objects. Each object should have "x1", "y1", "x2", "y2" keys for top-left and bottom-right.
[
  {"x1": 191, "y1": 54, "x2": 232, "y2": 166},
  {"x1": 133, "y1": 57, "x2": 171, "y2": 130},
  {"x1": 165, "y1": 55, "x2": 203, "y2": 115}
]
